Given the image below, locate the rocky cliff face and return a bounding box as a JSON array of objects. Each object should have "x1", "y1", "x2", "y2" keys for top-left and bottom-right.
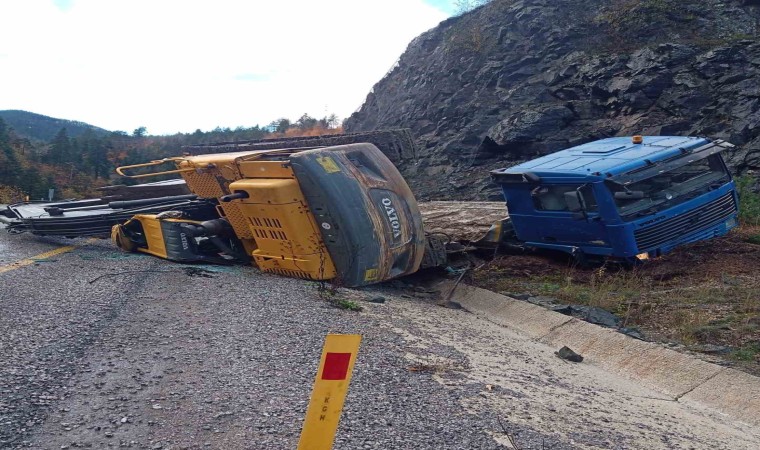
[{"x1": 345, "y1": 0, "x2": 760, "y2": 200}]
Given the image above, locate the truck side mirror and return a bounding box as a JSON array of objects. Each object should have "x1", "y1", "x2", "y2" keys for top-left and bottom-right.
[{"x1": 564, "y1": 191, "x2": 585, "y2": 212}]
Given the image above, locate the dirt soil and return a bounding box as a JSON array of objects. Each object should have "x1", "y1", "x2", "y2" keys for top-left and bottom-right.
[{"x1": 468, "y1": 227, "x2": 760, "y2": 375}]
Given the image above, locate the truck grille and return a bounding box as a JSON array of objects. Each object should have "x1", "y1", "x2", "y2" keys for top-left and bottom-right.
[{"x1": 634, "y1": 192, "x2": 736, "y2": 252}]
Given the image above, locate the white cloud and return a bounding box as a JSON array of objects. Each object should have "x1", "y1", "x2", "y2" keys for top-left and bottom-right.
[{"x1": 0, "y1": 0, "x2": 447, "y2": 134}]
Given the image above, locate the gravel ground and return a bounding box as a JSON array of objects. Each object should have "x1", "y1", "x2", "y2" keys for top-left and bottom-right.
[
  {"x1": 1, "y1": 231, "x2": 758, "y2": 449},
  {"x1": 0, "y1": 234, "x2": 517, "y2": 449},
  {"x1": 360, "y1": 283, "x2": 760, "y2": 449},
  {"x1": 0, "y1": 230, "x2": 68, "y2": 265}
]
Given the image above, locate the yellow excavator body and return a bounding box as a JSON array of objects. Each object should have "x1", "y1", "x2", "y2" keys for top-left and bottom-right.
[{"x1": 115, "y1": 143, "x2": 427, "y2": 286}]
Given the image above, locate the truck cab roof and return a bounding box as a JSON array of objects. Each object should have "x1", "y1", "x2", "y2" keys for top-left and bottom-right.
[{"x1": 493, "y1": 136, "x2": 713, "y2": 182}]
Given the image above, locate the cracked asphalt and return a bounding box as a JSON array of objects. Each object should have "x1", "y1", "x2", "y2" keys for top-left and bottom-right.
[{"x1": 1, "y1": 230, "x2": 758, "y2": 449}]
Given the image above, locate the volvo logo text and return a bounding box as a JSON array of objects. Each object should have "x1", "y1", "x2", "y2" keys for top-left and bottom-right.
[{"x1": 381, "y1": 197, "x2": 402, "y2": 239}]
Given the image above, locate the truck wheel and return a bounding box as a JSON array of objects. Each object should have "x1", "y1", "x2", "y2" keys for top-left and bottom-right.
[{"x1": 571, "y1": 248, "x2": 590, "y2": 269}]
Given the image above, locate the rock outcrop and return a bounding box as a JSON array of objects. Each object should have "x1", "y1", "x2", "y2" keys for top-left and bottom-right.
[{"x1": 345, "y1": 0, "x2": 760, "y2": 200}]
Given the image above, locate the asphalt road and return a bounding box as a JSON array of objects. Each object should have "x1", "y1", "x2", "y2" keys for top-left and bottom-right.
[
  {"x1": 0, "y1": 231, "x2": 516, "y2": 449},
  {"x1": 1, "y1": 229, "x2": 758, "y2": 449}
]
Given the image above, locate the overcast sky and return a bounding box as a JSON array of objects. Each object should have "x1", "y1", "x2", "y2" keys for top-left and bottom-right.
[{"x1": 0, "y1": 0, "x2": 454, "y2": 135}]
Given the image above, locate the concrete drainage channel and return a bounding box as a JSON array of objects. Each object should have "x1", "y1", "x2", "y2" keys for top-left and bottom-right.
[{"x1": 441, "y1": 281, "x2": 760, "y2": 428}]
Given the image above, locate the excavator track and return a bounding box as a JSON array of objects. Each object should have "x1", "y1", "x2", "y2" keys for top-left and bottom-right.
[{"x1": 181, "y1": 129, "x2": 418, "y2": 165}]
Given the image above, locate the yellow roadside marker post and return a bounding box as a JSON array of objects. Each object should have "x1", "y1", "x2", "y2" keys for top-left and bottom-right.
[{"x1": 297, "y1": 334, "x2": 362, "y2": 450}]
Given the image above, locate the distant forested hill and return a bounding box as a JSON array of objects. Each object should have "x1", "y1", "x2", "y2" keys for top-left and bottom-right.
[
  {"x1": 0, "y1": 111, "x2": 343, "y2": 202},
  {"x1": 0, "y1": 110, "x2": 109, "y2": 141}
]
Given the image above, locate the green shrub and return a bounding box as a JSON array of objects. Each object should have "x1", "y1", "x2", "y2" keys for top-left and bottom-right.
[
  {"x1": 316, "y1": 281, "x2": 363, "y2": 312},
  {"x1": 730, "y1": 342, "x2": 760, "y2": 362},
  {"x1": 736, "y1": 175, "x2": 760, "y2": 226}
]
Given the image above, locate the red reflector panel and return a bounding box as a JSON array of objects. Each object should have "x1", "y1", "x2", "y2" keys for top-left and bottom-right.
[{"x1": 321, "y1": 352, "x2": 352, "y2": 380}]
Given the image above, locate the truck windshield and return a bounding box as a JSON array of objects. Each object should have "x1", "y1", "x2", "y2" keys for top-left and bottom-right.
[{"x1": 608, "y1": 154, "x2": 730, "y2": 219}]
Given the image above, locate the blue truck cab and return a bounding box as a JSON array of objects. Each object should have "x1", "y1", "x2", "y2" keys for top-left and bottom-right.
[{"x1": 490, "y1": 136, "x2": 739, "y2": 262}]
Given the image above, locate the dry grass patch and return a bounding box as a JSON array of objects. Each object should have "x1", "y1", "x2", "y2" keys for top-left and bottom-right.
[{"x1": 471, "y1": 229, "x2": 760, "y2": 372}]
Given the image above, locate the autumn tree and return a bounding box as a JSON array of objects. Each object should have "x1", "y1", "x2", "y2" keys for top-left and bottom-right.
[
  {"x1": 0, "y1": 118, "x2": 48, "y2": 199},
  {"x1": 323, "y1": 114, "x2": 340, "y2": 129},
  {"x1": 266, "y1": 118, "x2": 291, "y2": 133},
  {"x1": 0, "y1": 118, "x2": 20, "y2": 187},
  {"x1": 295, "y1": 113, "x2": 318, "y2": 130},
  {"x1": 45, "y1": 128, "x2": 72, "y2": 165},
  {"x1": 78, "y1": 131, "x2": 112, "y2": 179}
]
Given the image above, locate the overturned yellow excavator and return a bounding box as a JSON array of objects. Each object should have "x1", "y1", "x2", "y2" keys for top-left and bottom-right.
[{"x1": 113, "y1": 141, "x2": 441, "y2": 287}]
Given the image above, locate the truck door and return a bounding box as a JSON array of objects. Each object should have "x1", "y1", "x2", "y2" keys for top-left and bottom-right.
[{"x1": 528, "y1": 184, "x2": 607, "y2": 250}]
